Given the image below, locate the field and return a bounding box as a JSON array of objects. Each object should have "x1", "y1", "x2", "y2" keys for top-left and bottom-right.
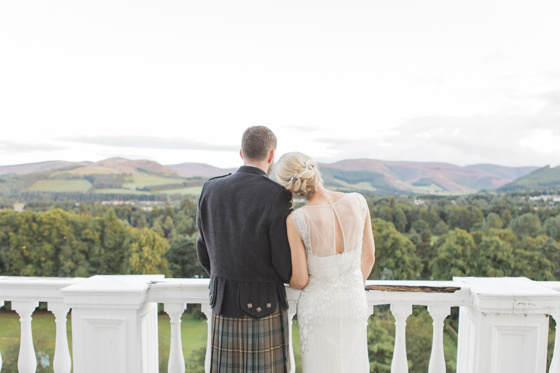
[
  {"x1": 331, "y1": 179, "x2": 377, "y2": 192},
  {"x1": 95, "y1": 174, "x2": 201, "y2": 196},
  {"x1": 24, "y1": 174, "x2": 201, "y2": 196},
  {"x1": 0, "y1": 308, "x2": 302, "y2": 372},
  {"x1": 121, "y1": 174, "x2": 187, "y2": 189},
  {"x1": 94, "y1": 188, "x2": 152, "y2": 195},
  {"x1": 27, "y1": 180, "x2": 92, "y2": 193},
  {"x1": 160, "y1": 186, "x2": 203, "y2": 195},
  {"x1": 412, "y1": 183, "x2": 448, "y2": 194}
]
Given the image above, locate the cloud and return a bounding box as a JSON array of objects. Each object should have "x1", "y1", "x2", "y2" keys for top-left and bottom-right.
[
  {"x1": 0, "y1": 141, "x2": 65, "y2": 154},
  {"x1": 313, "y1": 97, "x2": 560, "y2": 168},
  {"x1": 285, "y1": 125, "x2": 323, "y2": 133},
  {"x1": 60, "y1": 135, "x2": 238, "y2": 152}
]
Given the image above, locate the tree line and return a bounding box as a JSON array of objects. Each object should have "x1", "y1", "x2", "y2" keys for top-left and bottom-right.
[
  {"x1": 1, "y1": 192, "x2": 559, "y2": 283},
  {"x1": 0, "y1": 197, "x2": 203, "y2": 278},
  {"x1": 366, "y1": 193, "x2": 560, "y2": 282}
]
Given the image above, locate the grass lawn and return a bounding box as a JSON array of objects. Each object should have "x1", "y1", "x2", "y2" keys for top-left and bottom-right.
[
  {"x1": 0, "y1": 308, "x2": 302, "y2": 372},
  {"x1": 27, "y1": 180, "x2": 93, "y2": 193}
]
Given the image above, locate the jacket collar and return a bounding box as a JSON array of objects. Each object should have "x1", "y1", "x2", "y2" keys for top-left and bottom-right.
[{"x1": 237, "y1": 165, "x2": 268, "y2": 177}]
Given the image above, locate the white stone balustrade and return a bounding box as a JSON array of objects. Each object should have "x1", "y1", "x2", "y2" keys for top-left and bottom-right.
[{"x1": 0, "y1": 276, "x2": 559, "y2": 373}]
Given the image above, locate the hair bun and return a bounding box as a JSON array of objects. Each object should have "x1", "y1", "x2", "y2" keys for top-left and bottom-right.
[{"x1": 275, "y1": 152, "x2": 323, "y2": 198}]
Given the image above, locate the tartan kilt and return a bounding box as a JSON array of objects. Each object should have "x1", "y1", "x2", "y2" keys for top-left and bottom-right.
[{"x1": 210, "y1": 306, "x2": 291, "y2": 373}]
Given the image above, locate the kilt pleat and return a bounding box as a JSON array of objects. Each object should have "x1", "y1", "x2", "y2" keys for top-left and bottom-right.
[{"x1": 210, "y1": 307, "x2": 290, "y2": 373}]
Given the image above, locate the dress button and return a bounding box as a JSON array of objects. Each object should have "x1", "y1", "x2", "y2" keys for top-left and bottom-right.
[
  {"x1": 247, "y1": 303, "x2": 252, "y2": 309},
  {"x1": 257, "y1": 307, "x2": 262, "y2": 312},
  {"x1": 267, "y1": 303, "x2": 272, "y2": 308}
]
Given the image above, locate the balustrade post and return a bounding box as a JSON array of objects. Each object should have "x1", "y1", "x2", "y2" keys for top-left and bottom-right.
[
  {"x1": 62, "y1": 275, "x2": 162, "y2": 373},
  {"x1": 165, "y1": 303, "x2": 187, "y2": 373},
  {"x1": 12, "y1": 300, "x2": 38, "y2": 373},
  {"x1": 287, "y1": 302, "x2": 297, "y2": 373},
  {"x1": 390, "y1": 303, "x2": 412, "y2": 373},
  {"x1": 47, "y1": 302, "x2": 71, "y2": 373},
  {"x1": 550, "y1": 312, "x2": 560, "y2": 373},
  {"x1": 200, "y1": 303, "x2": 213, "y2": 373},
  {"x1": 428, "y1": 305, "x2": 451, "y2": 373},
  {"x1": 455, "y1": 277, "x2": 556, "y2": 373}
]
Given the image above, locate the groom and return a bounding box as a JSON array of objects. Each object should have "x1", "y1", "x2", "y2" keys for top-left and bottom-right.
[{"x1": 197, "y1": 126, "x2": 293, "y2": 372}]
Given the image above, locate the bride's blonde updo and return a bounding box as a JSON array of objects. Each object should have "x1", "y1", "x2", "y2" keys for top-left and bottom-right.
[{"x1": 275, "y1": 152, "x2": 323, "y2": 198}]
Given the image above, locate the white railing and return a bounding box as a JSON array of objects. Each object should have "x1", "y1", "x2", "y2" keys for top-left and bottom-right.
[
  {"x1": 0, "y1": 276, "x2": 83, "y2": 373},
  {"x1": 0, "y1": 276, "x2": 559, "y2": 373}
]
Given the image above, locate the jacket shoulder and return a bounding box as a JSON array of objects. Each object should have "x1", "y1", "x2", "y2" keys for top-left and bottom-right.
[
  {"x1": 262, "y1": 177, "x2": 286, "y2": 190},
  {"x1": 208, "y1": 173, "x2": 232, "y2": 181}
]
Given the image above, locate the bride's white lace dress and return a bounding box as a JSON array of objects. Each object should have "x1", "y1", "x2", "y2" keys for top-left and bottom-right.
[{"x1": 293, "y1": 193, "x2": 370, "y2": 372}]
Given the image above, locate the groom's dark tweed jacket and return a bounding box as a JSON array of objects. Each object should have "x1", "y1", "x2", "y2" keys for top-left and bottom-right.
[{"x1": 196, "y1": 165, "x2": 293, "y2": 318}]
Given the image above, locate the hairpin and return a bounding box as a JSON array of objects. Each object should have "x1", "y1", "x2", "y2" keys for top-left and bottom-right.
[{"x1": 284, "y1": 175, "x2": 296, "y2": 187}]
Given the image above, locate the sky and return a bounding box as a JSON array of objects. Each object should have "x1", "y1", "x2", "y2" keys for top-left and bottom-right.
[{"x1": 1, "y1": 0, "x2": 560, "y2": 169}]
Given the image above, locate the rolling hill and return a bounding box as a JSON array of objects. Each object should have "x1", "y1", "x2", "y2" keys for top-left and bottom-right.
[
  {"x1": 0, "y1": 158, "x2": 544, "y2": 197},
  {"x1": 497, "y1": 165, "x2": 560, "y2": 192},
  {"x1": 167, "y1": 163, "x2": 237, "y2": 178},
  {"x1": 0, "y1": 160, "x2": 91, "y2": 175},
  {"x1": 318, "y1": 159, "x2": 538, "y2": 194}
]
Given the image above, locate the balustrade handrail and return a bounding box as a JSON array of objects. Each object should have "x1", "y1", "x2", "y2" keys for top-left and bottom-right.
[{"x1": 0, "y1": 276, "x2": 84, "y2": 303}]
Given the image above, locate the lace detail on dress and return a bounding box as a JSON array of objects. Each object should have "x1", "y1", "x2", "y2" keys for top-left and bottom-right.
[
  {"x1": 297, "y1": 257, "x2": 369, "y2": 352},
  {"x1": 294, "y1": 209, "x2": 312, "y2": 254},
  {"x1": 357, "y1": 193, "x2": 368, "y2": 223}
]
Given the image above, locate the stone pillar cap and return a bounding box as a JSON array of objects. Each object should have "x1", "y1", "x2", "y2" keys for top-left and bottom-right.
[
  {"x1": 453, "y1": 277, "x2": 560, "y2": 314},
  {"x1": 62, "y1": 275, "x2": 164, "y2": 309}
]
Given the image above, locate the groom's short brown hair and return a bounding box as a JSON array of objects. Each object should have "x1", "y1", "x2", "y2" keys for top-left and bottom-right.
[{"x1": 241, "y1": 126, "x2": 277, "y2": 161}]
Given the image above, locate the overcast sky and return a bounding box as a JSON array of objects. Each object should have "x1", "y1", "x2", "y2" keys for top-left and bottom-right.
[{"x1": 1, "y1": 0, "x2": 560, "y2": 168}]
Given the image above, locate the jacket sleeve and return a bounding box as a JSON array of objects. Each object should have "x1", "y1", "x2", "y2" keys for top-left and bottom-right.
[
  {"x1": 196, "y1": 190, "x2": 211, "y2": 276},
  {"x1": 268, "y1": 188, "x2": 293, "y2": 283}
]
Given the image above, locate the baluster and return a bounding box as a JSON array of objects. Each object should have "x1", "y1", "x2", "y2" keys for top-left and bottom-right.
[
  {"x1": 0, "y1": 300, "x2": 3, "y2": 372},
  {"x1": 428, "y1": 305, "x2": 451, "y2": 373},
  {"x1": 390, "y1": 303, "x2": 412, "y2": 373},
  {"x1": 12, "y1": 301, "x2": 38, "y2": 373},
  {"x1": 287, "y1": 302, "x2": 297, "y2": 373},
  {"x1": 47, "y1": 302, "x2": 71, "y2": 373},
  {"x1": 200, "y1": 303, "x2": 213, "y2": 373},
  {"x1": 165, "y1": 302, "x2": 187, "y2": 373},
  {"x1": 366, "y1": 304, "x2": 375, "y2": 369},
  {"x1": 550, "y1": 312, "x2": 560, "y2": 373}
]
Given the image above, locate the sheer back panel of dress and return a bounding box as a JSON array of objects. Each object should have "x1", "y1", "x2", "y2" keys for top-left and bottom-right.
[{"x1": 295, "y1": 193, "x2": 367, "y2": 258}]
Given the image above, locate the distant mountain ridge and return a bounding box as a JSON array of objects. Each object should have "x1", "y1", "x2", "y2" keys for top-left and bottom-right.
[
  {"x1": 0, "y1": 158, "x2": 180, "y2": 177},
  {"x1": 167, "y1": 163, "x2": 237, "y2": 178},
  {"x1": 0, "y1": 158, "x2": 542, "y2": 195},
  {"x1": 497, "y1": 165, "x2": 560, "y2": 192},
  {"x1": 316, "y1": 159, "x2": 539, "y2": 194},
  {"x1": 170, "y1": 159, "x2": 539, "y2": 194},
  {"x1": 0, "y1": 160, "x2": 92, "y2": 175}
]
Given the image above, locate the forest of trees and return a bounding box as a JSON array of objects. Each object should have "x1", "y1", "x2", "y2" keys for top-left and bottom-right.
[
  {"x1": 1, "y1": 193, "x2": 559, "y2": 281},
  {"x1": 1, "y1": 192, "x2": 559, "y2": 371}
]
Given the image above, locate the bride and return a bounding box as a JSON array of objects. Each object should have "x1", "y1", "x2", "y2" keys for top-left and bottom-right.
[{"x1": 275, "y1": 152, "x2": 375, "y2": 373}]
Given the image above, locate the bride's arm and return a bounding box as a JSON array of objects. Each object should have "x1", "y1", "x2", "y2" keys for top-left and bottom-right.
[
  {"x1": 286, "y1": 213, "x2": 309, "y2": 290},
  {"x1": 361, "y1": 208, "x2": 375, "y2": 283}
]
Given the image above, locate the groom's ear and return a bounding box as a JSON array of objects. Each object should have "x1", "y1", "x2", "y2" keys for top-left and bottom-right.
[
  {"x1": 267, "y1": 149, "x2": 275, "y2": 164},
  {"x1": 240, "y1": 149, "x2": 244, "y2": 160}
]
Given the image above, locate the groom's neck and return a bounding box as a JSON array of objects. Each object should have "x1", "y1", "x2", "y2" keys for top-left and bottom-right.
[{"x1": 243, "y1": 159, "x2": 270, "y2": 175}]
